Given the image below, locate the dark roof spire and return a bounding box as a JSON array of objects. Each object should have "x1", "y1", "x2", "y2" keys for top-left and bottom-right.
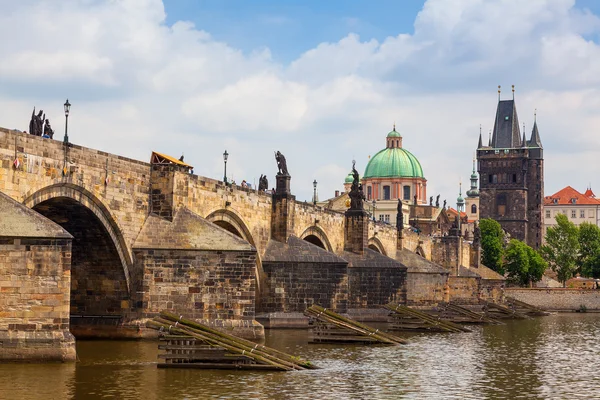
[
  {"x1": 530, "y1": 111, "x2": 542, "y2": 148},
  {"x1": 491, "y1": 87, "x2": 522, "y2": 148},
  {"x1": 488, "y1": 129, "x2": 492, "y2": 146},
  {"x1": 477, "y1": 124, "x2": 483, "y2": 148}
]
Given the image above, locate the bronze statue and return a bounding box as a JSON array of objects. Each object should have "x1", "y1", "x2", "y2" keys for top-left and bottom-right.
[
  {"x1": 348, "y1": 160, "x2": 365, "y2": 210},
  {"x1": 443, "y1": 199, "x2": 447, "y2": 209},
  {"x1": 29, "y1": 108, "x2": 44, "y2": 136},
  {"x1": 473, "y1": 221, "x2": 481, "y2": 247},
  {"x1": 435, "y1": 195, "x2": 440, "y2": 208},
  {"x1": 413, "y1": 194, "x2": 417, "y2": 205},
  {"x1": 43, "y1": 119, "x2": 54, "y2": 139},
  {"x1": 258, "y1": 174, "x2": 268, "y2": 191},
  {"x1": 396, "y1": 199, "x2": 404, "y2": 231},
  {"x1": 275, "y1": 151, "x2": 289, "y2": 175},
  {"x1": 429, "y1": 196, "x2": 433, "y2": 206}
]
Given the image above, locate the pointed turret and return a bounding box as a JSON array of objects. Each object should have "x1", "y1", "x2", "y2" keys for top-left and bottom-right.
[
  {"x1": 529, "y1": 120, "x2": 542, "y2": 148},
  {"x1": 491, "y1": 99, "x2": 521, "y2": 148},
  {"x1": 522, "y1": 131, "x2": 527, "y2": 148}
]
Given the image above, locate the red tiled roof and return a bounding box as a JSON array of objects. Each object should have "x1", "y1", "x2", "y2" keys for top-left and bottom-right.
[
  {"x1": 446, "y1": 207, "x2": 467, "y2": 218},
  {"x1": 544, "y1": 186, "x2": 600, "y2": 206},
  {"x1": 584, "y1": 188, "x2": 596, "y2": 198}
]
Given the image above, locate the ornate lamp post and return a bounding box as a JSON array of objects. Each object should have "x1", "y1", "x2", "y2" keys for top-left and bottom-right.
[
  {"x1": 372, "y1": 199, "x2": 377, "y2": 221},
  {"x1": 223, "y1": 150, "x2": 229, "y2": 184},
  {"x1": 63, "y1": 99, "x2": 71, "y2": 144},
  {"x1": 313, "y1": 179, "x2": 318, "y2": 205}
]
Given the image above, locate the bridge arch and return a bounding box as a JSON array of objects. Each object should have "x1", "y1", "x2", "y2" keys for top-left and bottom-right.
[
  {"x1": 205, "y1": 208, "x2": 256, "y2": 246},
  {"x1": 23, "y1": 183, "x2": 133, "y2": 330},
  {"x1": 205, "y1": 208, "x2": 265, "y2": 301},
  {"x1": 300, "y1": 226, "x2": 333, "y2": 252},
  {"x1": 368, "y1": 237, "x2": 387, "y2": 256}
]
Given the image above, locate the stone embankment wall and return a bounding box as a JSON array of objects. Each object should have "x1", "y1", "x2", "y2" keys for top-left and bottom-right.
[
  {"x1": 0, "y1": 238, "x2": 75, "y2": 361},
  {"x1": 506, "y1": 288, "x2": 600, "y2": 311}
]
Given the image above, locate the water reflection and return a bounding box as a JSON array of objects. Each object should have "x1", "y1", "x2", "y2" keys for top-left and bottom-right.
[{"x1": 0, "y1": 314, "x2": 599, "y2": 399}]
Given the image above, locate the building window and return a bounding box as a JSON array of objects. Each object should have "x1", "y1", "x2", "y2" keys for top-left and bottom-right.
[
  {"x1": 591, "y1": 210, "x2": 595, "y2": 218},
  {"x1": 403, "y1": 186, "x2": 410, "y2": 200},
  {"x1": 384, "y1": 214, "x2": 390, "y2": 223},
  {"x1": 471, "y1": 204, "x2": 477, "y2": 214},
  {"x1": 367, "y1": 186, "x2": 372, "y2": 200},
  {"x1": 497, "y1": 194, "x2": 507, "y2": 216},
  {"x1": 581, "y1": 210, "x2": 585, "y2": 218},
  {"x1": 545, "y1": 210, "x2": 550, "y2": 219},
  {"x1": 492, "y1": 174, "x2": 498, "y2": 183},
  {"x1": 512, "y1": 174, "x2": 517, "y2": 183},
  {"x1": 383, "y1": 186, "x2": 391, "y2": 200},
  {"x1": 379, "y1": 215, "x2": 384, "y2": 222},
  {"x1": 571, "y1": 210, "x2": 576, "y2": 219}
]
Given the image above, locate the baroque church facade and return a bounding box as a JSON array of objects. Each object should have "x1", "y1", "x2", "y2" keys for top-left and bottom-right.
[{"x1": 476, "y1": 93, "x2": 544, "y2": 249}]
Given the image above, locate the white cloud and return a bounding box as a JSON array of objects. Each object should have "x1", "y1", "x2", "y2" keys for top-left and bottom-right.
[{"x1": 0, "y1": 0, "x2": 600, "y2": 203}]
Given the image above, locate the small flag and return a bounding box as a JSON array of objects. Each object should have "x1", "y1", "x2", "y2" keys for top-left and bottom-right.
[
  {"x1": 63, "y1": 166, "x2": 68, "y2": 176},
  {"x1": 105, "y1": 176, "x2": 110, "y2": 185},
  {"x1": 13, "y1": 158, "x2": 20, "y2": 169}
]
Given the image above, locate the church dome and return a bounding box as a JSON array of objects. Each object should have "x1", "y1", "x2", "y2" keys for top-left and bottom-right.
[
  {"x1": 363, "y1": 126, "x2": 424, "y2": 179},
  {"x1": 344, "y1": 172, "x2": 354, "y2": 183}
]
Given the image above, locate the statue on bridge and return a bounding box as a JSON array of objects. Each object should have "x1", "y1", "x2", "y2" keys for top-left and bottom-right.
[
  {"x1": 396, "y1": 199, "x2": 404, "y2": 231},
  {"x1": 29, "y1": 108, "x2": 44, "y2": 136},
  {"x1": 258, "y1": 174, "x2": 269, "y2": 191},
  {"x1": 435, "y1": 194, "x2": 440, "y2": 208},
  {"x1": 275, "y1": 151, "x2": 289, "y2": 176},
  {"x1": 429, "y1": 196, "x2": 433, "y2": 206},
  {"x1": 43, "y1": 119, "x2": 54, "y2": 139},
  {"x1": 348, "y1": 160, "x2": 365, "y2": 210}
]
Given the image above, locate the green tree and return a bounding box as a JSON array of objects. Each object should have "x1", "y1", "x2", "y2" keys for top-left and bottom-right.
[
  {"x1": 578, "y1": 222, "x2": 600, "y2": 278},
  {"x1": 541, "y1": 214, "x2": 579, "y2": 286},
  {"x1": 480, "y1": 218, "x2": 505, "y2": 275},
  {"x1": 505, "y1": 239, "x2": 547, "y2": 286}
]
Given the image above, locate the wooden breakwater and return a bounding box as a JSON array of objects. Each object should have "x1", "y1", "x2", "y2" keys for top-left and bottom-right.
[
  {"x1": 147, "y1": 311, "x2": 317, "y2": 371},
  {"x1": 304, "y1": 305, "x2": 407, "y2": 345}
]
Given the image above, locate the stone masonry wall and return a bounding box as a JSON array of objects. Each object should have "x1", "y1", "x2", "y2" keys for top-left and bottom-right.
[
  {"x1": 506, "y1": 288, "x2": 600, "y2": 311},
  {"x1": 0, "y1": 238, "x2": 75, "y2": 361},
  {"x1": 260, "y1": 262, "x2": 348, "y2": 313},
  {"x1": 406, "y1": 272, "x2": 447, "y2": 306},
  {"x1": 448, "y1": 276, "x2": 480, "y2": 305},
  {"x1": 134, "y1": 249, "x2": 257, "y2": 320},
  {"x1": 348, "y1": 267, "x2": 407, "y2": 308}
]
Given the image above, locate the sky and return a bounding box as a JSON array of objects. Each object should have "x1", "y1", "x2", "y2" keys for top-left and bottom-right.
[{"x1": 1, "y1": 0, "x2": 600, "y2": 204}]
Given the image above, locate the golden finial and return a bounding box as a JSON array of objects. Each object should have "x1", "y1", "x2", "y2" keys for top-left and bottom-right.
[
  {"x1": 498, "y1": 85, "x2": 501, "y2": 100},
  {"x1": 512, "y1": 84, "x2": 515, "y2": 100},
  {"x1": 534, "y1": 108, "x2": 537, "y2": 122},
  {"x1": 393, "y1": 121, "x2": 396, "y2": 131}
]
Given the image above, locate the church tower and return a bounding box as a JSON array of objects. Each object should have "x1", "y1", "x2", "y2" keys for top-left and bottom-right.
[{"x1": 476, "y1": 87, "x2": 544, "y2": 249}]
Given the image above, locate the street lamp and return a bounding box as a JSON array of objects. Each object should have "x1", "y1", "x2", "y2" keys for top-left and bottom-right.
[
  {"x1": 63, "y1": 99, "x2": 71, "y2": 144},
  {"x1": 223, "y1": 150, "x2": 229, "y2": 184},
  {"x1": 313, "y1": 179, "x2": 318, "y2": 205},
  {"x1": 372, "y1": 199, "x2": 377, "y2": 221}
]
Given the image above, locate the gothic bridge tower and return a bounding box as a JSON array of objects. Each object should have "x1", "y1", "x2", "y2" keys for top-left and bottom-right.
[{"x1": 476, "y1": 87, "x2": 544, "y2": 249}]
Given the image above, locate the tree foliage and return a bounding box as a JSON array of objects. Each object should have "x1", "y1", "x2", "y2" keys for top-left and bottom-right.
[
  {"x1": 541, "y1": 214, "x2": 579, "y2": 286},
  {"x1": 480, "y1": 218, "x2": 505, "y2": 275},
  {"x1": 505, "y1": 239, "x2": 547, "y2": 286},
  {"x1": 578, "y1": 222, "x2": 600, "y2": 278}
]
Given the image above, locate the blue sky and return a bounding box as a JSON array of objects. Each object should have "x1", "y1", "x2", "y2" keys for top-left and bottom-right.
[
  {"x1": 163, "y1": 0, "x2": 426, "y2": 62},
  {"x1": 1, "y1": 0, "x2": 600, "y2": 204}
]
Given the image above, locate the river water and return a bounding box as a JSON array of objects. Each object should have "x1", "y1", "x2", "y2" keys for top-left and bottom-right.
[{"x1": 1, "y1": 313, "x2": 599, "y2": 400}]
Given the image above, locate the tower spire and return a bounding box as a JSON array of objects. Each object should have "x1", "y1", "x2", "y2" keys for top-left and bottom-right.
[
  {"x1": 512, "y1": 84, "x2": 515, "y2": 100},
  {"x1": 488, "y1": 129, "x2": 492, "y2": 146},
  {"x1": 498, "y1": 85, "x2": 501, "y2": 101},
  {"x1": 477, "y1": 124, "x2": 483, "y2": 148}
]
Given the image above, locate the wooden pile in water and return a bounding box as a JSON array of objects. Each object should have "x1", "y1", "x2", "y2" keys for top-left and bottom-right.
[
  {"x1": 147, "y1": 311, "x2": 317, "y2": 371},
  {"x1": 505, "y1": 297, "x2": 551, "y2": 317},
  {"x1": 480, "y1": 300, "x2": 530, "y2": 320},
  {"x1": 432, "y1": 302, "x2": 503, "y2": 325},
  {"x1": 384, "y1": 303, "x2": 471, "y2": 333},
  {"x1": 304, "y1": 305, "x2": 407, "y2": 345}
]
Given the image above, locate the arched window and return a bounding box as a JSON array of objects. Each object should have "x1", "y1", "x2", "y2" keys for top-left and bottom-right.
[
  {"x1": 367, "y1": 186, "x2": 372, "y2": 200},
  {"x1": 403, "y1": 186, "x2": 411, "y2": 200},
  {"x1": 471, "y1": 204, "x2": 477, "y2": 214},
  {"x1": 383, "y1": 186, "x2": 391, "y2": 200}
]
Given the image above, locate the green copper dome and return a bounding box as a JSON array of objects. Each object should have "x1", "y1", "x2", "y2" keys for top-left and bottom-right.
[
  {"x1": 364, "y1": 148, "x2": 424, "y2": 179},
  {"x1": 344, "y1": 172, "x2": 354, "y2": 183},
  {"x1": 387, "y1": 129, "x2": 401, "y2": 138}
]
